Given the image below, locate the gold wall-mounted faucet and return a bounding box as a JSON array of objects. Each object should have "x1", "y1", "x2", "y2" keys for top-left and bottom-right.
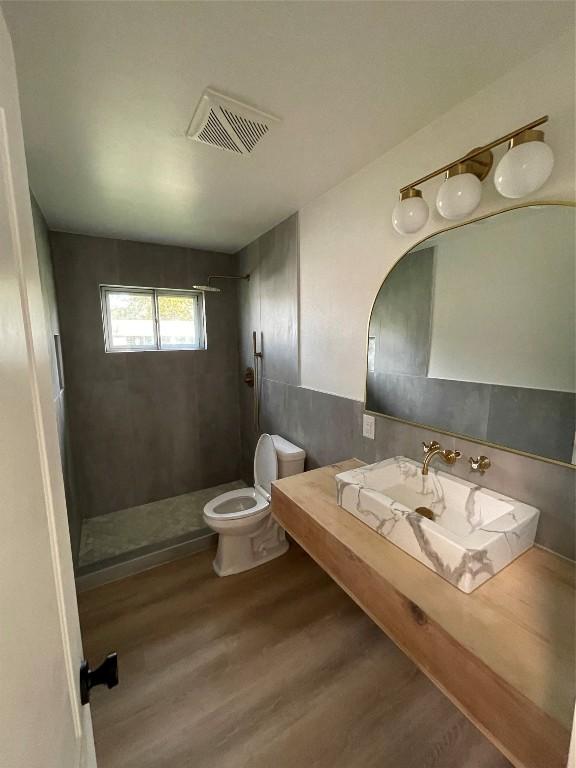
[{"x1": 421, "y1": 441, "x2": 461, "y2": 476}]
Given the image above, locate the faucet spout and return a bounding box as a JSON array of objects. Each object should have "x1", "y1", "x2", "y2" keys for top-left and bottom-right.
[{"x1": 421, "y1": 441, "x2": 461, "y2": 476}]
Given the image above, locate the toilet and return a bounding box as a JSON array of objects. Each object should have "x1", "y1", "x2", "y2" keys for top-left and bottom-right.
[{"x1": 203, "y1": 434, "x2": 306, "y2": 576}]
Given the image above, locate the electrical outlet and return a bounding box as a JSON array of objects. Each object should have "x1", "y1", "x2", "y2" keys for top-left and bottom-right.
[{"x1": 363, "y1": 414, "x2": 375, "y2": 440}]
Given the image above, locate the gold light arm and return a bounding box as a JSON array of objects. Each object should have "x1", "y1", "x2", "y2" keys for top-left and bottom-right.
[{"x1": 399, "y1": 115, "x2": 549, "y2": 194}]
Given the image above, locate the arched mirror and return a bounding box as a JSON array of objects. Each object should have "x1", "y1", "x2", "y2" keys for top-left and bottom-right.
[{"x1": 366, "y1": 203, "x2": 576, "y2": 466}]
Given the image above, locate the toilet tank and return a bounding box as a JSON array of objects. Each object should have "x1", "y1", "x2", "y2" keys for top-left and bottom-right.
[{"x1": 271, "y1": 435, "x2": 306, "y2": 478}]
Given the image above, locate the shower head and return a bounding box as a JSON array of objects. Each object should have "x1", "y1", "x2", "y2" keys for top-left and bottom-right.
[
  {"x1": 193, "y1": 274, "x2": 250, "y2": 293},
  {"x1": 193, "y1": 284, "x2": 221, "y2": 292}
]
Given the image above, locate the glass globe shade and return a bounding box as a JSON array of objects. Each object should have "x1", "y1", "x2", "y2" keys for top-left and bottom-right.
[
  {"x1": 436, "y1": 173, "x2": 482, "y2": 220},
  {"x1": 494, "y1": 140, "x2": 554, "y2": 199},
  {"x1": 392, "y1": 195, "x2": 429, "y2": 234}
]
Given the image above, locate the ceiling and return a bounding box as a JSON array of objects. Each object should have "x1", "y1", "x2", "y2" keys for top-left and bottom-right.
[{"x1": 3, "y1": 1, "x2": 574, "y2": 253}]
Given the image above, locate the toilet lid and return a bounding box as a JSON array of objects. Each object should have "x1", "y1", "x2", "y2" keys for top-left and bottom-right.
[{"x1": 254, "y1": 433, "x2": 278, "y2": 498}]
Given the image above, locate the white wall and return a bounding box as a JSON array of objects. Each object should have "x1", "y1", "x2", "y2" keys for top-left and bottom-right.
[
  {"x1": 427, "y1": 206, "x2": 575, "y2": 392},
  {"x1": 299, "y1": 33, "x2": 575, "y2": 401},
  {"x1": 0, "y1": 8, "x2": 96, "y2": 766}
]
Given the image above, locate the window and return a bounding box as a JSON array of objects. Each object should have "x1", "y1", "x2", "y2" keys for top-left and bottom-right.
[{"x1": 101, "y1": 286, "x2": 206, "y2": 352}]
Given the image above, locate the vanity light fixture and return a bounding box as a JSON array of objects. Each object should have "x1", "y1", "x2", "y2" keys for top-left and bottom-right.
[
  {"x1": 436, "y1": 161, "x2": 485, "y2": 220},
  {"x1": 393, "y1": 115, "x2": 552, "y2": 233},
  {"x1": 392, "y1": 188, "x2": 429, "y2": 234},
  {"x1": 494, "y1": 129, "x2": 554, "y2": 198}
]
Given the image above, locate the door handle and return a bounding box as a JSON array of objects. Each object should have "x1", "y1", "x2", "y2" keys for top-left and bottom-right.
[{"x1": 79, "y1": 653, "x2": 118, "y2": 705}]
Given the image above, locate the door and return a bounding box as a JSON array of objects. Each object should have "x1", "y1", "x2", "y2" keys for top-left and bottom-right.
[{"x1": 0, "y1": 10, "x2": 96, "y2": 768}]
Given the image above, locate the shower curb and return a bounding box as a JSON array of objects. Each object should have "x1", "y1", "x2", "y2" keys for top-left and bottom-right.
[{"x1": 75, "y1": 532, "x2": 217, "y2": 592}]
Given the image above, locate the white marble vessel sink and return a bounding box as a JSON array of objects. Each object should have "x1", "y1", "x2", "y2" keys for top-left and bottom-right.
[{"x1": 335, "y1": 457, "x2": 540, "y2": 593}]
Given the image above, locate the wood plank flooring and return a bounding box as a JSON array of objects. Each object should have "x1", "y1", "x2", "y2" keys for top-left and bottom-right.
[{"x1": 78, "y1": 545, "x2": 511, "y2": 768}]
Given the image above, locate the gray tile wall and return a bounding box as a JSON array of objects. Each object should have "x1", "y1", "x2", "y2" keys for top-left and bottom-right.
[
  {"x1": 236, "y1": 214, "x2": 299, "y2": 481},
  {"x1": 51, "y1": 232, "x2": 242, "y2": 518},
  {"x1": 259, "y1": 380, "x2": 576, "y2": 561},
  {"x1": 259, "y1": 215, "x2": 299, "y2": 386},
  {"x1": 31, "y1": 200, "x2": 82, "y2": 565},
  {"x1": 236, "y1": 213, "x2": 575, "y2": 561}
]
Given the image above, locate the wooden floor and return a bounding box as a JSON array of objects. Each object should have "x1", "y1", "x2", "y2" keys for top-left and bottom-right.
[{"x1": 79, "y1": 545, "x2": 511, "y2": 768}]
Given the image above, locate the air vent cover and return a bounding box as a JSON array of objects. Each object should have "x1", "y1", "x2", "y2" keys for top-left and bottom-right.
[{"x1": 186, "y1": 89, "x2": 279, "y2": 155}]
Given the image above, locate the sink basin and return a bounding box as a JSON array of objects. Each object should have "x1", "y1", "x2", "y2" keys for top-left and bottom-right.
[{"x1": 335, "y1": 457, "x2": 540, "y2": 593}]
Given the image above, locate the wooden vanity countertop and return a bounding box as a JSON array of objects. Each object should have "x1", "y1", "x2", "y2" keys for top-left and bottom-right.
[{"x1": 272, "y1": 459, "x2": 575, "y2": 768}]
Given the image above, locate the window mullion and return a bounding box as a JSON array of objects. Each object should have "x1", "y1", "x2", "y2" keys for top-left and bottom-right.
[
  {"x1": 153, "y1": 289, "x2": 161, "y2": 350},
  {"x1": 196, "y1": 295, "x2": 203, "y2": 348}
]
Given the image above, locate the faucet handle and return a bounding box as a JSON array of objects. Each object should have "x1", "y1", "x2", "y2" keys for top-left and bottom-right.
[
  {"x1": 469, "y1": 455, "x2": 491, "y2": 474},
  {"x1": 442, "y1": 448, "x2": 461, "y2": 465},
  {"x1": 422, "y1": 440, "x2": 440, "y2": 453}
]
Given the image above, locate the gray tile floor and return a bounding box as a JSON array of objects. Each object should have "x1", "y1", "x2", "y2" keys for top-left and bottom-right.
[{"x1": 79, "y1": 480, "x2": 246, "y2": 568}]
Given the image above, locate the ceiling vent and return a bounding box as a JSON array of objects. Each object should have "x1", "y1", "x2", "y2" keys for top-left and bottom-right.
[{"x1": 186, "y1": 89, "x2": 279, "y2": 155}]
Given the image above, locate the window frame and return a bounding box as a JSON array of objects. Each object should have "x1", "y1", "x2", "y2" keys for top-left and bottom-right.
[{"x1": 100, "y1": 285, "x2": 207, "y2": 353}]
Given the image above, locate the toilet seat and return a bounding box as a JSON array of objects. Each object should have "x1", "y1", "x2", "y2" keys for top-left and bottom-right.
[
  {"x1": 203, "y1": 487, "x2": 269, "y2": 521},
  {"x1": 204, "y1": 434, "x2": 278, "y2": 523}
]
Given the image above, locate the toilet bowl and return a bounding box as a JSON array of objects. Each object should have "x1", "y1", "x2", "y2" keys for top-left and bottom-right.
[{"x1": 203, "y1": 434, "x2": 306, "y2": 576}]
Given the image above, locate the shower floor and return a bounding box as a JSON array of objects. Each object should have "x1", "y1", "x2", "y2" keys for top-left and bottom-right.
[{"x1": 78, "y1": 480, "x2": 246, "y2": 570}]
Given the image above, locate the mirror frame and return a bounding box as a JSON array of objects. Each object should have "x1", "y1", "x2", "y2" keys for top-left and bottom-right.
[{"x1": 364, "y1": 200, "x2": 576, "y2": 469}]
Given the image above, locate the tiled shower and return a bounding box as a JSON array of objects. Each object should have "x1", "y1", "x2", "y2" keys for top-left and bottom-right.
[
  {"x1": 46, "y1": 213, "x2": 301, "y2": 579},
  {"x1": 49, "y1": 230, "x2": 247, "y2": 576}
]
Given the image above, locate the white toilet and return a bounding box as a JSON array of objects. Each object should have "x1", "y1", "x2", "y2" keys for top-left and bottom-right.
[{"x1": 203, "y1": 434, "x2": 306, "y2": 576}]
